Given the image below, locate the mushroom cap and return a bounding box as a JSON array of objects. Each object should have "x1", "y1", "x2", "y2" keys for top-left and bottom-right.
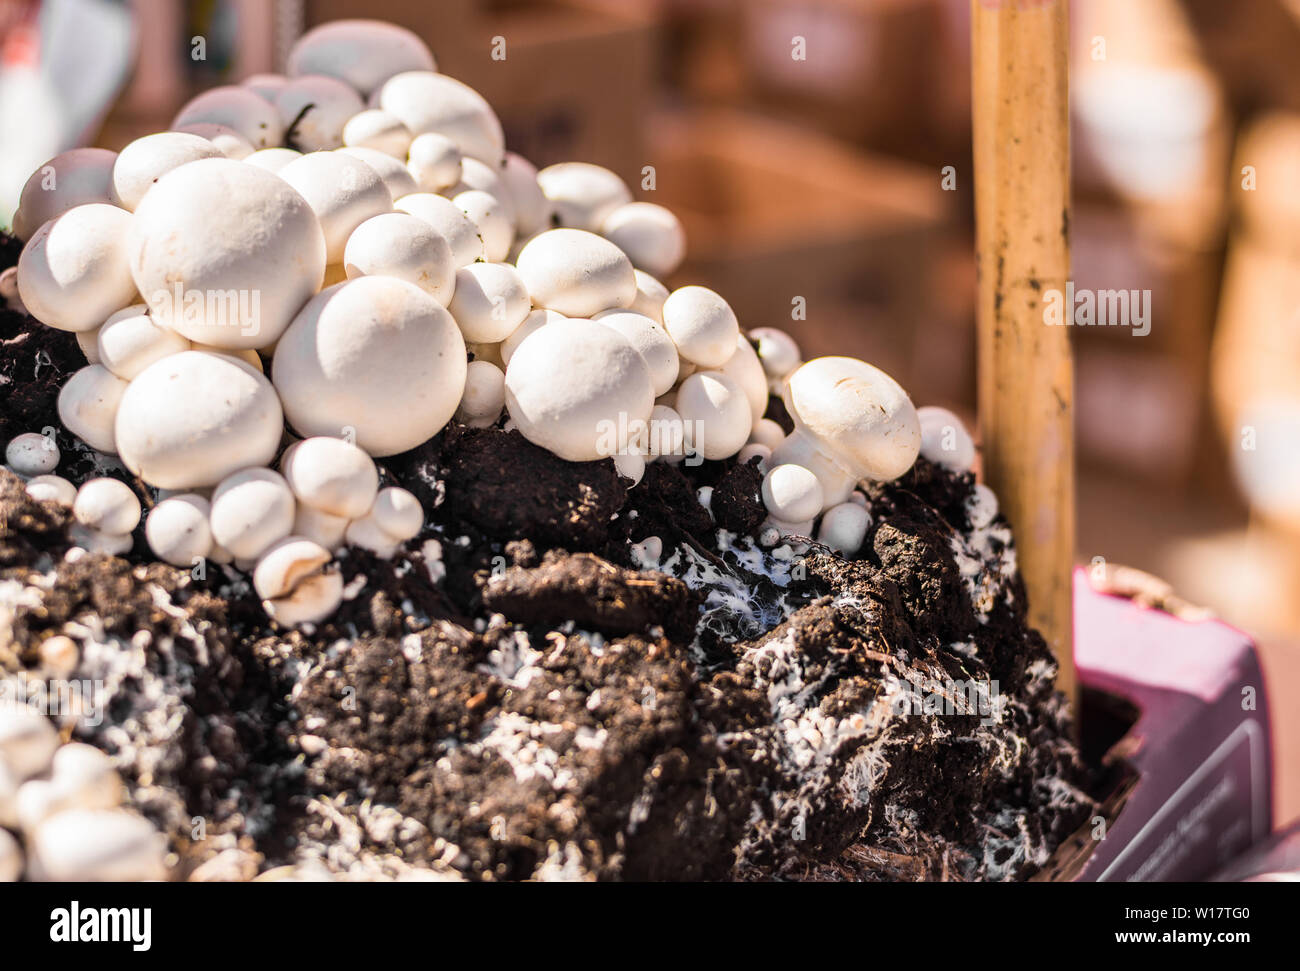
[
  {"x1": 453, "y1": 188, "x2": 514, "y2": 263},
  {"x1": 262, "y1": 570, "x2": 345, "y2": 627},
  {"x1": 172, "y1": 123, "x2": 256, "y2": 159},
  {"x1": 629, "y1": 269, "x2": 669, "y2": 323},
  {"x1": 600, "y1": 201, "x2": 687, "y2": 278},
  {"x1": 57, "y1": 364, "x2": 128, "y2": 454},
  {"x1": 114, "y1": 351, "x2": 285, "y2": 488},
  {"x1": 96, "y1": 304, "x2": 191, "y2": 380},
  {"x1": 371, "y1": 486, "x2": 423, "y2": 540},
  {"x1": 145, "y1": 494, "x2": 213, "y2": 567},
  {"x1": 277, "y1": 151, "x2": 393, "y2": 264},
  {"x1": 30, "y1": 809, "x2": 166, "y2": 881},
  {"x1": 762, "y1": 463, "x2": 824, "y2": 523},
  {"x1": 292, "y1": 505, "x2": 350, "y2": 551},
  {"x1": 12, "y1": 148, "x2": 118, "y2": 242},
  {"x1": 501, "y1": 152, "x2": 552, "y2": 236},
  {"x1": 243, "y1": 147, "x2": 302, "y2": 172},
  {"x1": 675, "y1": 371, "x2": 753, "y2": 461},
  {"x1": 395, "y1": 192, "x2": 485, "y2": 267},
  {"x1": 5, "y1": 432, "x2": 59, "y2": 477},
  {"x1": 338, "y1": 146, "x2": 419, "y2": 199},
  {"x1": 748, "y1": 417, "x2": 786, "y2": 452},
  {"x1": 73, "y1": 477, "x2": 141, "y2": 535},
  {"x1": 782, "y1": 357, "x2": 921, "y2": 482},
  {"x1": 288, "y1": 20, "x2": 436, "y2": 96},
  {"x1": 594, "y1": 311, "x2": 680, "y2": 397},
  {"x1": 110, "y1": 132, "x2": 223, "y2": 211},
  {"x1": 377, "y1": 71, "x2": 505, "y2": 166},
  {"x1": 279, "y1": 436, "x2": 379, "y2": 519},
  {"x1": 661, "y1": 286, "x2": 740, "y2": 369},
  {"x1": 917, "y1": 405, "x2": 976, "y2": 473},
  {"x1": 172, "y1": 85, "x2": 285, "y2": 148},
  {"x1": 25, "y1": 474, "x2": 76, "y2": 507},
  {"x1": 454, "y1": 158, "x2": 514, "y2": 214},
  {"x1": 536, "y1": 162, "x2": 632, "y2": 231},
  {"x1": 272, "y1": 276, "x2": 467, "y2": 457},
  {"x1": 252, "y1": 535, "x2": 332, "y2": 601},
  {"x1": 613, "y1": 450, "x2": 646, "y2": 486},
  {"x1": 0, "y1": 703, "x2": 59, "y2": 780},
  {"x1": 646, "y1": 403, "x2": 686, "y2": 460},
  {"x1": 515, "y1": 229, "x2": 636, "y2": 318},
  {"x1": 128, "y1": 158, "x2": 326, "y2": 349},
  {"x1": 344, "y1": 513, "x2": 400, "y2": 559},
  {"x1": 406, "y1": 132, "x2": 463, "y2": 193},
  {"x1": 715, "y1": 334, "x2": 768, "y2": 423},
  {"x1": 500, "y1": 309, "x2": 566, "y2": 367},
  {"x1": 447, "y1": 262, "x2": 531, "y2": 343},
  {"x1": 242, "y1": 73, "x2": 289, "y2": 103},
  {"x1": 770, "y1": 428, "x2": 856, "y2": 507},
  {"x1": 210, "y1": 467, "x2": 297, "y2": 561},
  {"x1": 275, "y1": 75, "x2": 365, "y2": 152},
  {"x1": 343, "y1": 211, "x2": 455, "y2": 305},
  {"x1": 17, "y1": 204, "x2": 138, "y2": 333},
  {"x1": 342, "y1": 108, "x2": 413, "y2": 158},
  {"x1": 456, "y1": 359, "x2": 507, "y2": 428},
  {"x1": 749, "y1": 327, "x2": 802, "y2": 380},
  {"x1": 504, "y1": 317, "x2": 654, "y2": 461}
]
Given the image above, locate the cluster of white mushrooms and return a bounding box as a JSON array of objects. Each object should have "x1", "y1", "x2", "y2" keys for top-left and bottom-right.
[{"x1": 1, "y1": 19, "x2": 984, "y2": 628}]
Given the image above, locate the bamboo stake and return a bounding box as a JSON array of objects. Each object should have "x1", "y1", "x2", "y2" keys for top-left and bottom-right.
[{"x1": 971, "y1": 0, "x2": 1077, "y2": 712}]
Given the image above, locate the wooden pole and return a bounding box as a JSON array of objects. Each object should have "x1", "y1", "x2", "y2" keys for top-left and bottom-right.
[{"x1": 971, "y1": 0, "x2": 1077, "y2": 712}]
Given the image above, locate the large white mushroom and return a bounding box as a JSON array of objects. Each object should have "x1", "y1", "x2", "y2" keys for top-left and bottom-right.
[
  {"x1": 72, "y1": 477, "x2": 141, "y2": 536},
  {"x1": 145, "y1": 494, "x2": 213, "y2": 567},
  {"x1": 12, "y1": 148, "x2": 118, "y2": 242},
  {"x1": 288, "y1": 20, "x2": 436, "y2": 97},
  {"x1": 675, "y1": 371, "x2": 753, "y2": 460},
  {"x1": 273, "y1": 276, "x2": 467, "y2": 456},
  {"x1": 29, "y1": 809, "x2": 167, "y2": 881},
  {"x1": 275, "y1": 75, "x2": 365, "y2": 152},
  {"x1": 715, "y1": 334, "x2": 769, "y2": 423},
  {"x1": 109, "y1": 132, "x2": 222, "y2": 211},
  {"x1": 279, "y1": 436, "x2": 379, "y2": 519},
  {"x1": 377, "y1": 71, "x2": 505, "y2": 166},
  {"x1": 57, "y1": 365, "x2": 128, "y2": 454},
  {"x1": 127, "y1": 158, "x2": 326, "y2": 349},
  {"x1": 661, "y1": 286, "x2": 740, "y2": 369},
  {"x1": 210, "y1": 468, "x2": 297, "y2": 560},
  {"x1": 96, "y1": 304, "x2": 191, "y2": 380},
  {"x1": 456, "y1": 360, "x2": 507, "y2": 428},
  {"x1": 343, "y1": 211, "x2": 455, "y2": 305},
  {"x1": 172, "y1": 86, "x2": 285, "y2": 149},
  {"x1": 405, "y1": 132, "x2": 463, "y2": 193},
  {"x1": 277, "y1": 151, "x2": 393, "y2": 264},
  {"x1": 601, "y1": 201, "x2": 687, "y2": 278},
  {"x1": 395, "y1": 192, "x2": 486, "y2": 267},
  {"x1": 537, "y1": 162, "x2": 632, "y2": 232},
  {"x1": 446, "y1": 262, "x2": 531, "y2": 344},
  {"x1": 515, "y1": 229, "x2": 636, "y2": 318},
  {"x1": 500, "y1": 308, "x2": 566, "y2": 367}
]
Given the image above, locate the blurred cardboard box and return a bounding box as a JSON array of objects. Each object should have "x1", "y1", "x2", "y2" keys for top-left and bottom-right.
[{"x1": 647, "y1": 109, "x2": 960, "y2": 404}]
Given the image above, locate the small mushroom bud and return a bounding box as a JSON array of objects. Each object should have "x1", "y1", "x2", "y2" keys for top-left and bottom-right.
[
  {"x1": 614, "y1": 449, "x2": 646, "y2": 486},
  {"x1": 210, "y1": 468, "x2": 296, "y2": 561},
  {"x1": 96, "y1": 304, "x2": 191, "y2": 380},
  {"x1": 344, "y1": 513, "x2": 401, "y2": 558},
  {"x1": 395, "y1": 192, "x2": 485, "y2": 267},
  {"x1": 749, "y1": 418, "x2": 786, "y2": 451},
  {"x1": 11, "y1": 148, "x2": 117, "y2": 242},
  {"x1": 646, "y1": 404, "x2": 686, "y2": 461},
  {"x1": 253, "y1": 536, "x2": 332, "y2": 601},
  {"x1": 750, "y1": 327, "x2": 802, "y2": 381},
  {"x1": 278, "y1": 151, "x2": 393, "y2": 264},
  {"x1": 273, "y1": 276, "x2": 468, "y2": 456},
  {"x1": 662, "y1": 286, "x2": 740, "y2": 369},
  {"x1": 629, "y1": 269, "x2": 669, "y2": 324},
  {"x1": 292, "y1": 505, "x2": 350, "y2": 551},
  {"x1": 343, "y1": 211, "x2": 455, "y2": 305},
  {"x1": 454, "y1": 158, "x2": 515, "y2": 212},
  {"x1": 58, "y1": 364, "x2": 128, "y2": 453},
  {"x1": 500, "y1": 309, "x2": 566, "y2": 367},
  {"x1": 114, "y1": 351, "x2": 284, "y2": 488},
  {"x1": 736, "y1": 442, "x2": 771, "y2": 471},
  {"x1": 377, "y1": 71, "x2": 505, "y2": 166},
  {"x1": 172, "y1": 85, "x2": 285, "y2": 149},
  {"x1": 0, "y1": 267, "x2": 25, "y2": 314},
  {"x1": 817, "y1": 501, "x2": 871, "y2": 556},
  {"x1": 68, "y1": 524, "x2": 134, "y2": 556},
  {"x1": 26, "y1": 475, "x2": 77, "y2": 507},
  {"x1": 716, "y1": 334, "x2": 768, "y2": 423},
  {"x1": 0, "y1": 827, "x2": 20, "y2": 882},
  {"x1": 288, "y1": 20, "x2": 436, "y2": 96},
  {"x1": 173, "y1": 122, "x2": 256, "y2": 159},
  {"x1": 447, "y1": 262, "x2": 531, "y2": 343},
  {"x1": 17, "y1": 204, "x2": 137, "y2": 333},
  {"x1": 453, "y1": 189, "x2": 514, "y2": 263},
  {"x1": 15, "y1": 743, "x2": 123, "y2": 831},
  {"x1": 500, "y1": 152, "x2": 552, "y2": 236},
  {"x1": 601, "y1": 202, "x2": 687, "y2": 278},
  {"x1": 279, "y1": 436, "x2": 379, "y2": 519},
  {"x1": 762, "y1": 464, "x2": 824, "y2": 523},
  {"x1": 594, "y1": 311, "x2": 680, "y2": 397},
  {"x1": 456, "y1": 360, "x2": 506, "y2": 428},
  {"x1": 370, "y1": 486, "x2": 423, "y2": 541},
  {"x1": 244, "y1": 147, "x2": 301, "y2": 172},
  {"x1": 6, "y1": 432, "x2": 59, "y2": 477},
  {"x1": 504, "y1": 317, "x2": 654, "y2": 461},
  {"x1": 917, "y1": 406, "x2": 976, "y2": 473},
  {"x1": 406, "y1": 132, "x2": 463, "y2": 193},
  {"x1": 29, "y1": 809, "x2": 167, "y2": 881},
  {"x1": 73, "y1": 478, "x2": 141, "y2": 535},
  {"x1": 338, "y1": 146, "x2": 419, "y2": 199},
  {"x1": 145, "y1": 494, "x2": 213, "y2": 567},
  {"x1": 537, "y1": 162, "x2": 632, "y2": 231},
  {"x1": 343, "y1": 108, "x2": 413, "y2": 158},
  {"x1": 516, "y1": 229, "x2": 636, "y2": 318},
  {"x1": 275, "y1": 75, "x2": 364, "y2": 151},
  {"x1": 109, "y1": 132, "x2": 222, "y2": 211},
  {"x1": 0, "y1": 705, "x2": 59, "y2": 780},
  {"x1": 675, "y1": 371, "x2": 752, "y2": 460}
]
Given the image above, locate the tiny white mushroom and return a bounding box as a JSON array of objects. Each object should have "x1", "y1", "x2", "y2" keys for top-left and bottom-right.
[
  {"x1": 500, "y1": 308, "x2": 566, "y2": 367},
  {"x1": 395, "y1": 192, "x2": 486, "y2": 267},
  {"x1": 338, "y1": 146, "x2": 419, "y2": 200},
  {"x1": 145, "y1": 494, "x2": 213, "y2": 567},
  {"x1": 343, "y1": 108, "x2": 414, "y2": 158},
  {"x1": 11, "y1": 148, "x2": 118, "y2": 242},
  {"x1": 172, "y1": 122, "x2": 256, "y2": 159},
  {"x1": 675, "y1": 371, "x2": 752, "y2": 461},
  {"x1": 0, "y1": 705, "x2": 59, "y2": 780},
  {"x1": 110, "y1": 132, "x2": 223, "y2": 211},
  {"x1": 594, "y1": 311, "x2": 680, "y2": 397},
  {"x1": 515, "y1": 229, "x2": 636, "y2": 318},
  {"x1": 370, "y1": 486, "x2": 423, "y2": 541},
  {"x1": 500, "y1": 152, "x2": 552, "y2": 236},
  {"x1": 73, "y1": 478, "x2": 141, "y2": 535},
  {"x1": 279, "y1": 436, "x2": 379, "y2": 519},
  {"x1": 406, "y1": 132, "x2": 463, "y2": 193},
  {"x1": 613, "y1": 450, "x2": 646, "y2": 486},
  {"x1": 243, "y1": 147, "x2": 302, "y2": 172},
  {"x1": 57, "y1": 365, "x2": 128, "y2": 454},
  {"x1": 293, "y1": 505, "x2": 350, "y2": 551},
  {"x1": 762, "y1": 464, "x2": 824, "y2": 522},
  {"x1": 817, "y1": 501, "x2": 871, "y2": 556},
  {"x1": 377, "y1": 71, "x2": 505, "y2": 165},
  {"x1": 967, "y1": 483, "x2": 1000, "y2": 530},
  {"x1": 6, "y1": 432, "x2": 59, "y2": 477},
  {"x1": 96, "y1": 304, "x2": 191, "y2": 380},
  {"x1": 173, "y1": 85, "x2": 284, "y2": 148},
  {"x1": 453, "y1": 189, "x2": 514, "y2": 263},
  {"x1": 456, "y1": 360, "x2": 507, "y2": 428},
  {"x1": 210, "y1": 468, "x2": 297, "y2": 561},
  {"x1": 288, "y1": 20, "x2": 436, "y2": 96},
  {"x1": 537, "y1": 162, "x2": 633, "y2": 231},
  {"x1": 278, "y1": 151, "x2": 393, "y2": 264},
  {"x1": 750, "y1": 327, "x2": 802, "y2": 381},
  {"x1": 26, "y1": 475, "x2": 77, "y2": 507},
  {"x1": 343, "y1": 211, "x2": 455, "y2": 305},
  {"x1": 601, "y1": 202, "x2": 687, "y2": 278},
  {"x1": 447, "y1": 262, "x2": 531, "y2": 344},
  {"x1": 275, "y1": 75, "x2": 365, "y2": 151},
  {"x1": 29, "y1": 809, "x2": 167, "y2": 881},
  {"x1": 661, "y1": 286, "x2": 740, "y2": 369},
  {"x1": 917, "y1": 405, "x2": 976, "y2": 473},
  {"x1": 749, "y1": 418, "x2": 787, "y2": 452},
  {"x1": 736, "y1": 443, "x2": 772, "y2": 471}
]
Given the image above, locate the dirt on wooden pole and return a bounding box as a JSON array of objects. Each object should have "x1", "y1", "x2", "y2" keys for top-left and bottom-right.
[{"x1": 971, "y1": 0, "x2": 1077, "y2": 713}]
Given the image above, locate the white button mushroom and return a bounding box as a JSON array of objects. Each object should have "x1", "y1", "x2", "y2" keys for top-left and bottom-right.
[
  {"x1": 343, "y1": 211, "x2": 455, "y2": 305},
  {"x1": 395, "y1": 192, "x2": 486, "y2": 267},
  {"x1": 109, "y1": 132, "x2": 223, "y2": 211},
  {"x1": 95, "y1": 304, "x2": 191, "y2": 380},
  {"x1": 210, "y1": 468, "x2": 296, "y2": 561},
  {"x1": 172, "y1": 85, "x2": 284, "y2": 149},
  {"x1": 515, "y1": 229, "x2": 636, "y2": 318},
  {"x1": 73, "y1": 478, "x2": 141, "y2": 536},
  {"x1": 11, "y1": 148, "x2": 118, "y2": 242},
  {"x1": 504, "y1": 317, "x2": 654, "y2": 461},
  {"x1": 500, "y1": 152, "x2": 552, "y2": 236},
  {"x1": 145, "y1": 494, "x2": 213, "y2": 567},
  {"x1": 253, "y1": 535, "x2": 332, "y2": 601},
  {"x1": 750, "y1": 327, "x2": 802, "y2": 383},
  {"x1": 243, "y1": 147, "x2": 302, "y2": 172},
  {"x1": 613, "y1": 450, "x2": 646, "y2": 486},
  {"x1": 15, "y1": 743, "x2": 123, "y2": 831},
  {"x1": 661, "y1": 286, "x2": 740, "y2": 369},
  {"x1": 817, "y1": 501, "x2": 871, "y2": 556},
  {"x1": 342, "y1": 108, "x2": 413, "y2": 158},
  {"x1": 275, "y1": 75, "x2": 364, "y2": 151},
  {"x1": 25, "y1": 475, "x2": 77, "y2": 507},
  {"x1": 114, "y1": 351, "x2": 285, "y2": 489},
  {"x1": 676, "y1": 371, "x2": 753, "y2": 461},
  {"x1": 917, "y1": 405, "x2": 976, "y2": 473},
  {"x1": 406, "y1": 132, "x2": 463, "y2": 193},
  {"x1": 601, "y1": 201, "x2": 687, "y2": 278},
  {"x1": 339, "y1": 146, "x2": 419, "y2": 200},
  {"x1": 172, "y1": 122, "x2": 256, "y2": 159},
  {"x1": 967, "y1": 483, "x2": 1000, "y2": 529},
  {"x1": 344, "y1": 514, "x2": 401, "y2": 559},
  {"x1": 5, "y1": 432, "x2": 59, "y2": 477},
  {"x1": 242, "y1": 72, "x2": 289, "y2": 102},
  {"x1": 273, "y1": 276, "x2": 467, "y2": 456},
  {"x1": 0, "y1": 705, "x2": 59, "y2": 780},
  {"x1": 629, "y1": 269, "x2": 669, "y2": 323},
  {"x1": 749, "y1": 418, "x2": 786, "y2": 452},
  {"x1": 454, "y1": 158, "x2": 514, "y2": 213},
  {"x1": 456, "y1": 359, "x2": 507, "y2": 428},
  {"x1": 500, "y1": 308, "x2": 566, "y2": 367},
  {"x1": 278, "y1": 151, "x2": 393, "y2": 264},
  {"x1": 16, "y1": 204, "x2": 137, "y2": 333},
  {"x1": 736, "y1": 442, "x2": 772, "y2": 471},
  {"x1": 446, "y1": 262, "x2": 531, "y2": 344},
  {"x1": 762, "y1": 463, "x2": 823, "y2": 524},
  {"x1": 288, "y1": 20, "x2": 436, "y2": 97},
  {"x1": 377, "y1": 71, "x2": 505, "y2": 166},
  {"x1": 770, "y1": 429, "x2": 857, "y2": 508},
  {"x1": 57, "y1": 365, "x2": 128, "y2": 454},
  {"x1": 594, "y1": 311, "x2": 680, "y2": 397},
  {"x1": 279, "y1": 436, "x2": 379, "y2": 519},
  {"x1": 716, "y1": 334, "x2": 768, "y2": 423},
  {"x1": 537, "y1": 162, "x2": 632, "y2": 231},
  {"x1": 0, "y1": 267, "x2": 24, "y2": 314},
  {"x1": 128, "y1": 157, "x2": 327, "y2": 349},
  {"x1": 783, "y1": 357, "x2": 921, "y2": 483},
  {"x1": 646, "y1": 404, "x2": 687, "y2": 461},
  {"x1": 370, "y1": 486, "x2": 423, "y2": 541},
  {"x1": 29, "y1": 809, "x2": 167, "y2": 881},
  {"x1": 453, "y1": 188, "x2": 514, "y2": 263},
  {"x1": 292, "y1": 505, "x2": 350, "y2": 551}
]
